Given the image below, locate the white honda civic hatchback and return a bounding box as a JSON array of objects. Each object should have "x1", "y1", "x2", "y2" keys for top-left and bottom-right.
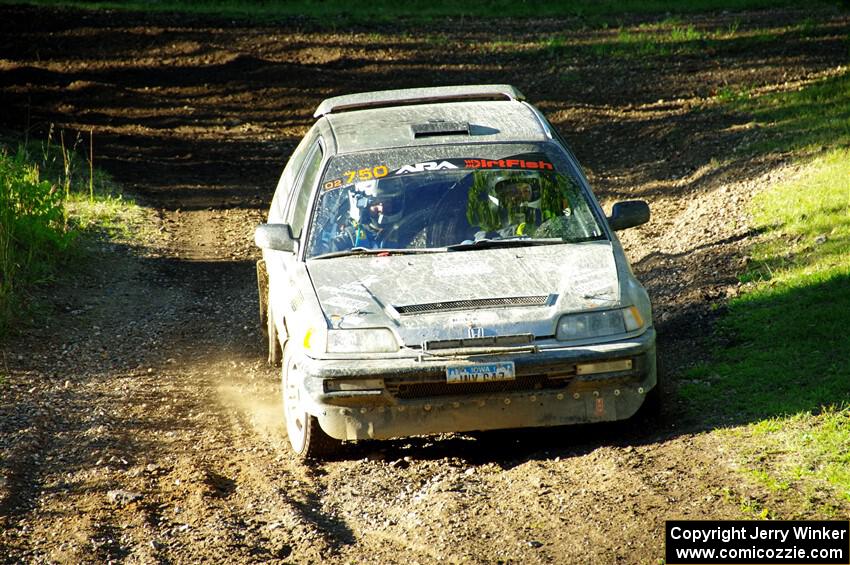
[{"x1": 255, "y1": 85, "x2": 657, "y2": 459}]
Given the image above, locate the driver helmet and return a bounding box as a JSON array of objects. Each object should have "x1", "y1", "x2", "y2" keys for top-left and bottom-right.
[
  {"x1": 366, "y1": 178, "x2": 405, "y2": 226},
  {"x1": 491, "y1": 173, "x2": 542, "y2": 210}
]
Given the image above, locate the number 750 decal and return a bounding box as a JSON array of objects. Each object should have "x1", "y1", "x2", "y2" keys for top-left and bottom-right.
[{"x1": 323, "y1": 165, "x2": 388, "y2": 190}]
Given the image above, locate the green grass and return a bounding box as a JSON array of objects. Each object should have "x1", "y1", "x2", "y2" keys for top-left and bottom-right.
[
  {"x1": 716, "y1": 84, "x2": 754, "y2": 103},
  {"x1": 738, "y1": 407, "x2": 850, "y2": 505},
  {"x1": 0, "y1": 145, "x2": 70, "y2": 333},
  {"x1": 537, "y1": 18, "x2": 822, "y2": 64},
  {"x1": 65, "y1": 193, "x2": 143, "y2": 240},
  {"x1": 0, "y1": 0, "x2": 835, "y2": 23},
  {"x1": 682, "y1": 150, "x2": 850, "y2": 420},
  {"x1": 0, "y1": 130, "x2": 146, "y2": 336},
  {"x1": 590, "y1": 25, "x2": 706, "y2": 57},
  {"x1": 737, "y1": 72, "x2": 850, "y2": 154},
  {"x1": 683, "y1": 70, "x2": 850, "y2": 509},
  {"x1": 683, "y1": 149, "x2": 850, "y2": 416}
]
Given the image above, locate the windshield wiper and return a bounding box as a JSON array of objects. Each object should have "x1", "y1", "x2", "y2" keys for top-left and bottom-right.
[
  {"x1": 446, "y1": 237, "x2": 564, "y2": 252},
  {"x1": 310, "y1": 247, "x2": 444, "y2": 260}
]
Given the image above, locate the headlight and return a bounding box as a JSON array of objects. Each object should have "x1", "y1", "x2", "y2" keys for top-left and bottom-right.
[
  {"x1": 556, "y1": 306, "x2": 644, "y2": 341},
  {"x1": 325, "y1": 328, "x2": 399, "y2": 353}
]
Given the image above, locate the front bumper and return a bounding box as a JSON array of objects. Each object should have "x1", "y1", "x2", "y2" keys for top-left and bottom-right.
[{"x1": 295, "y1": 328, "x2": 656, "y2": 440}]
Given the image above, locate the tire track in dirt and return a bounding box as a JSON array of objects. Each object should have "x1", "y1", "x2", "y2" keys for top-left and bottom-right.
[
  {"x1": 287, "y1": 426, "x2": 742, "y2": 563},
  {"x1": 214, "y1": 375, "x2": 346, "y2": 561},
  {"x1": 146, "y1": 206, "x2": 357, "y2": 561}
]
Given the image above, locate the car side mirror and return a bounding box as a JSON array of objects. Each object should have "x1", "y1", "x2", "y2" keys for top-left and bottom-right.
[
  {"x1": 255, "y1": 223, "x2": 297, "y2": 252},
  {"x1": 607, "y1": 200, "x2": 650, "y2": 231}
]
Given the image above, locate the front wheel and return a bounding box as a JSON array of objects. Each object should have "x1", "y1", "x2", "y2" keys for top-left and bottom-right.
[{"x1": 281, "y1": 345, "x2": 339, "y2": 460}]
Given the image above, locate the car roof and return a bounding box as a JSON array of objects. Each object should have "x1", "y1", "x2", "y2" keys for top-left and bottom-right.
[
  {"x1": 324, "y1": 100, "x2": 549, "y2": 155},
  {"x1": 316, "y1": 86, "x2": 550, "y2": 155}
]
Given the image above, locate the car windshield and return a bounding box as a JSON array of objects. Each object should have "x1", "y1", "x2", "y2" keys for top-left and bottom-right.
[{"x1": 305, "y1": 146, "x2": 604, "y2": 259}]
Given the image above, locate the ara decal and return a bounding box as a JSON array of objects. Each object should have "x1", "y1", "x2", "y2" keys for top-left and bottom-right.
[{"x1": 394, "y1": 161, "x2": 460, "y2": 175}]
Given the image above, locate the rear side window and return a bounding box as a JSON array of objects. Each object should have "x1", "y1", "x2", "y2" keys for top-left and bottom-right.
[{"x1": 288, "y1": 142, "x2": 323, "y2": 238}]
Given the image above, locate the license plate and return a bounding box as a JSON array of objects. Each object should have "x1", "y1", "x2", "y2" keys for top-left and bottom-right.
[{"x1": 446, "y1": 362, "x2": 515, "y2": 384}]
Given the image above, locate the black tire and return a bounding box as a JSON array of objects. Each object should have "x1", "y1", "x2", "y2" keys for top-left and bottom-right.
[
  {"x1": 637, "y1": 352, "x2": 663, "y2": 421},
  {"x1": 642, "y1": 382, "x2": 662, "y2": 418},
  {"x1": 281, "y1": 345, "x2": 338, "y2": 460},
  {"x1": 258, "y1": 260, "x2": 281, "y2": 366},
  {"x1": 257, "y1": 260, "x2": 269, "y2": 335},
  {"x1": 267, "y1": 304, "x2": 282, "y2": 367}
]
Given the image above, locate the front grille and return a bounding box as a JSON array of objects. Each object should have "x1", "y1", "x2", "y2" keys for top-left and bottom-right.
[
  {"x1": 422, "y1": 333, "x2": 534, "y2": 352},
  {"x1": 394, "y1": 295, "x2": 550, "y2": 315},
  {"x1": 385, "y1": 371, "x2": 574, "y2": 400}
]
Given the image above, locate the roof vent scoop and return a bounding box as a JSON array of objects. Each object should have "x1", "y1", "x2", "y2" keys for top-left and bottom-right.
[{"x1": 411, "y1": 121, "x2": 470, "y2": 138}]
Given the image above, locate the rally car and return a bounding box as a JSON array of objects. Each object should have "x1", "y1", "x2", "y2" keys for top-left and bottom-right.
[{"x1": 255, "y1": 85, "x2": 657, "y2": 459}]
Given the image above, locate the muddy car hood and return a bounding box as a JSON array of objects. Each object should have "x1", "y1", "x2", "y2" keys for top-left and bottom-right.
[{"x1": 307, "y1": 242, "x2": 620, "y2": 346}]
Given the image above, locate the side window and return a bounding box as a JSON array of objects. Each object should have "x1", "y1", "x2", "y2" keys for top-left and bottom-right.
[
  {"x1": 287, "y1": 141, "x2": 323, "y2": 238},
  {"x1": 271, "y1": 138, "x2": 312, "y2": 220}
]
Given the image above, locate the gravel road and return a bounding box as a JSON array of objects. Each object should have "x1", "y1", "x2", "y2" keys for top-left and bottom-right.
[{"x1": 1, "y1": 6, "x2": 848, "y2": 562}]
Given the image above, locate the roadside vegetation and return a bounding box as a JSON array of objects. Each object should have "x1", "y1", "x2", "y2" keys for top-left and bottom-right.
[
  {"x1": 0, "y1": 0, "x2": 837, "y2": 23},
  {"x1": 582, "y1": 18, "x2": 815, "y2": 59},
  {"x1": 0, "y1": 129, "x2": 145, "y2": 336},
  {"x1": 684, "y1": 71, "x2": 850, "y2": 510}
]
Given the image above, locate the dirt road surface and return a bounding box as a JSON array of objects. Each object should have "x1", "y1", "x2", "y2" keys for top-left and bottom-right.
[{"x1": 1, "y1": 6, "x2": 848, "y2": 563}]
